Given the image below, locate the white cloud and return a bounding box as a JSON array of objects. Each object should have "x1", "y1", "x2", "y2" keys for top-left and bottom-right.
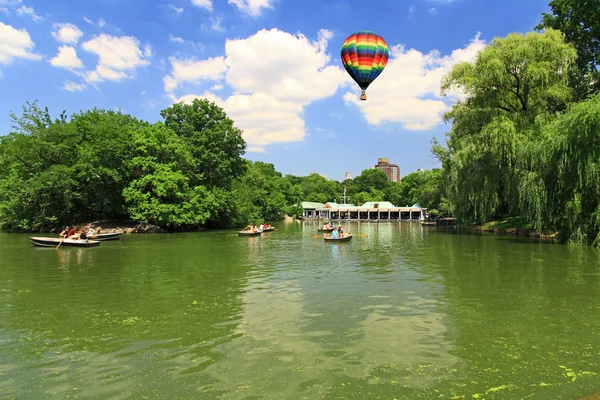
[
  {"x1": 206, "y1": 15, "x2": 225, "y2": 31},
  {"x1": 82, "y1": 16, "x2": 105, "y2": 27},
  {"x1": 429, "y1": 7, "x2": 437, "y2": 13},
  {"x1": 0, "y1": 22, "x2": 41, "y2": 68},
  {"x1": 63, "y1": 81, "x2": 86, "y2": 92},
  {"x1": 82, "y1": 34, "x2": 152, "y2": 83},
  {"x1": 51, "y1": 23, "x2": 84, "y2": 44},
  {"x1": 168, "y1": 34, "x2": 204, "y2": 50},
  {"x1": 164, "y1": 56, "x2": 227, "y2": 93},
  {"x1": 191, "y1": 0, "x2": 212, "y2": 11},
  {"x1": 0, "y1": 0, "x2": 22, "y2": 6},
  {"x1": 228, "y1": 0, "x2": 274, "y2": 16},
  {"x1": 1, "y1": 7, "x2": 8, "y2": 13},
  {"x1": 169, "y1": 4, "x2": 183, "y2": 14},
  {"x1": 167, "y1": 28, "x2": 348, "y2": 151},
  {"x1": 343, "y1": 33, "x2": 486, "y2": 130},
  {"x1": 49, "y1": 45, "x2": 84, "y2": 69},
  {"x1": 224, "y1": 28, "x2": 344, "y2": 103},
  {"x1": 15, "y1": 5, "x2": 41, "y2": 20},
  {"x1": 210, "y1": 83, "x2": 223, "y2": 91}
]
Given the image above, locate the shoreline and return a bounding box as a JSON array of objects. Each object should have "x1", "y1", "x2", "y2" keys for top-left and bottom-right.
[
  {"x1": 440, "y1": 216, "x2": 561, "y2": 241},
  {"x1": 4, "y1": 215, "x2": 298, "y2": 235},
  {"x1": 460, "y1": 225, "x2": 560, "y2": 240}
]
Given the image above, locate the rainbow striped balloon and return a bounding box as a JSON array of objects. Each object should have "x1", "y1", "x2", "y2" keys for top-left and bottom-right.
[{"x1": 341, "y1": 31, "x2": 389, "y2": 100}]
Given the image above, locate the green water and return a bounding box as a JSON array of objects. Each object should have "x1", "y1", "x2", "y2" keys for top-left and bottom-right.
[{"x1": 1, "y1": 222, "x2": 600, "y2": 399}]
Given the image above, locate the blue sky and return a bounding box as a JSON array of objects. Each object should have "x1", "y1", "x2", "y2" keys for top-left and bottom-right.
[{"x1": 0, "y1": 0, "x2": 551, "y2": 181}]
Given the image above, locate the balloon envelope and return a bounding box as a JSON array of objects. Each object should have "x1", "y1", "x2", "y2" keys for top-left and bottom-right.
[{"x1": 341, "y1": 31, "x2": 389, "y2": 92}]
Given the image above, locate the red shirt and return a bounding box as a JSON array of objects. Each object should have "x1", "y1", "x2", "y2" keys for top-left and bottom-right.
[{"x1": 67, "y1": 228, "x2": 77, "y2": 237}]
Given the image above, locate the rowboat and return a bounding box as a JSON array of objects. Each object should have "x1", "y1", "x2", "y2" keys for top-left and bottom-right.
[
  {"x1": 29, "y1": 237, "x2": 100, "y2": 248},
  {"x1": 87, "y1": 232, "x2": 123, "y2": 241},
  {"x1": 317, "y1": 228, "x2": 335, "y2": 232},
  {"x1": 262, "y1": 227, "x2": 275, "y2": 232},
  {"x1": 238, "y1": 230, "x2": 262, "y2": 236},
  {"x1": 324, "y1": 234, "x2": 352, "y2": 242},
  {"x1": 420, "y1": 221, "x2": 437, "y2": 226}
]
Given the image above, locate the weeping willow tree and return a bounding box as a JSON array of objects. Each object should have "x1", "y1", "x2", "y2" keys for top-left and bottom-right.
[
  {"x1": 433, "y1": 29, "x2": 577, "y2": 225},
  {"x1": 541, "y1": 96, "x2": 600, "y2": 245}
]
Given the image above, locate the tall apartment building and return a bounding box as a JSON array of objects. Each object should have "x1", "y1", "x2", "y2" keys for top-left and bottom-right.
[
  {"x1": 374, "y1": 158, "x2": 400, "y2": 182},
  {"x1": 344, "y1": 172, "x2": 352, "y2": 180}
]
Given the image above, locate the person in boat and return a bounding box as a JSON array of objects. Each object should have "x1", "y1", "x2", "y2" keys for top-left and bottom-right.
[
  {"x1": 67, "y1": 226, "x2": 78, "y2": 238},
  {"x1": 79, "y1": 229, "x2": 88, "y2": 240},
  {"x1": 331, "y1": 229, "x2": 339, "y2": 239},
  {"x1": 59, "y1": 226, "x2": 70, "y2": 238},
  {"x1": 337, "y1": 226, "x2": 344, "y2": 238},
  {"x1": 87, "y1": 227, "x2": 95, "y2": 236},
  {"x1": 259, "y1": 223, "x2": 265, "y2": 231}
]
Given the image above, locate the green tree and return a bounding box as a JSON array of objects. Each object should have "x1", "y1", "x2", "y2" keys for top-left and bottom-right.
[
  {"x1": 435, "y1": 29, "x2": 577, "y2": 224},
  {"x1": 537, "y1": 0, "x2": 600, "y2": 98},
  {"x1": 353, "y1": 168, "x2": 389, "y2": 194},
  {"x1": 160, "y1": 99, "x2": 247, "y2": 189},
  {"x1": 122, "y1": 123, "x2": 215, "y2": 229}
]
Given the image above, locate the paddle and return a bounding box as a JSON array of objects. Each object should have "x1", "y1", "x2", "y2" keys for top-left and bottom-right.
[{"x1": 56, "y1": 236, "x2": 65, "y2": 249}]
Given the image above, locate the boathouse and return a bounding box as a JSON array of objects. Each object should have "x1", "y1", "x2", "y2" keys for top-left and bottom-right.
[{"x1": 301, "y1": 201, "x2": 427, "y2": 221}]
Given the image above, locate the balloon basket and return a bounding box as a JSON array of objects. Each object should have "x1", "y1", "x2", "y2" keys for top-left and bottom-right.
[{"x1": 360, "y1": 91, "x2": 367, "y2": 101}]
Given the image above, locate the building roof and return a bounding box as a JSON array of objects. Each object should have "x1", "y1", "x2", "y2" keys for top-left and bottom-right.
[
  {"x1": 411, "y1": 202, "x2": 422, "y2": 208},
  {"x1": 301, "y1": 201, "x2": 324, "y2": 209},
  {"x1": 359, "y1": 201, "x2": 397, "y2": 209}
]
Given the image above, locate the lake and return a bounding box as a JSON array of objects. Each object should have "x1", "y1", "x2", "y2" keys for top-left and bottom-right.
[{"x1": 1, "y1": 221, "x2": 599, "y2": 399}]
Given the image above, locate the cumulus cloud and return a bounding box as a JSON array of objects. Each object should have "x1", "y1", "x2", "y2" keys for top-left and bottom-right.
[
  {"x1": 167, "y1": 28, "x2": 348, "y2": 152},
  {"x1": 49, "y1": 45, "x2": 84, "y2": 69},
  {"x1": 82, "y1": 34, "x2": 152, "y2": 83},
  {"x1": 0, "y1": 22, "x2": 41, "y2": 71},
  {"x1": 51, "y1": 23, "x2": 84, "y2": 44},
  {"x1": 164, "y1": 56, "x2": 227, "y2": 93},
  {"x1": 228, "y1": 0, "x2": 274, "y2": 16},
  {"x1": 190, "y1": 0, "x2": 212, "y2": 11},
  {"x1": 343, "y1": 33, "x2": 486, "y2": 130}
]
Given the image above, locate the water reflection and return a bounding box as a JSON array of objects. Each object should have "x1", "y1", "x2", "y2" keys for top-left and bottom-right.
[
  {"x1": 2, "y1": 224, "x2": 600, "y2": 399},
  {"x1": 199, "y1": 227, "x2": 458, "y2": 398}
]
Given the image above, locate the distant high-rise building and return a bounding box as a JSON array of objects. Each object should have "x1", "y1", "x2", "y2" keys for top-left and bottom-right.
[
  {"x1": 374, "y1": 158, "x2": 400, "y2": 182},
  {"x1": 344, "y1": 172, "x2": 352, "y2": 180}
]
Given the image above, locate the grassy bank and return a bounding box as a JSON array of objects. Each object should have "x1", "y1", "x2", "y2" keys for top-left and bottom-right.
[{"x1": 461, "y1": 216, "x2": 560, "y2": 240}]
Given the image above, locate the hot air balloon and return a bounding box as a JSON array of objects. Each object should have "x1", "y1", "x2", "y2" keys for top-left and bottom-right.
[{"x1": 340, "y1": 31, "x2": 389, "y2": 101}]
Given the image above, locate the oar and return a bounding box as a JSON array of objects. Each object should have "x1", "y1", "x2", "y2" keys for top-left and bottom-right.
[
  {"x1": 312, "y1": 235, "x2": 319, "y2": 239},
  {"x1": 358, "y1": 234, "x2": 368, "y2": 237},
  {"x1": 56, "y1": 236, "x2": 65, "y2": 249}
]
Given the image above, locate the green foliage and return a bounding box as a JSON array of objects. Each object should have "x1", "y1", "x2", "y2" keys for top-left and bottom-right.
[
  {"x1": 353, "y1": 168, "x2": 389, "y2": 193},
  {"x1": 437, "y1": 29, "x2": 577, "y2": 224},
  {"x1": 434, "y1": 26, "x2": 600, "y2": 246},
  {"x1": 0, "y1": 100, "x2": 254, "y2": 231},
  {"x1": 536, "y1": 0, "x2": 600, "y2": 98},
  {"x1": 160, "y1": 98, "x2": 247, "y2": 189}
]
